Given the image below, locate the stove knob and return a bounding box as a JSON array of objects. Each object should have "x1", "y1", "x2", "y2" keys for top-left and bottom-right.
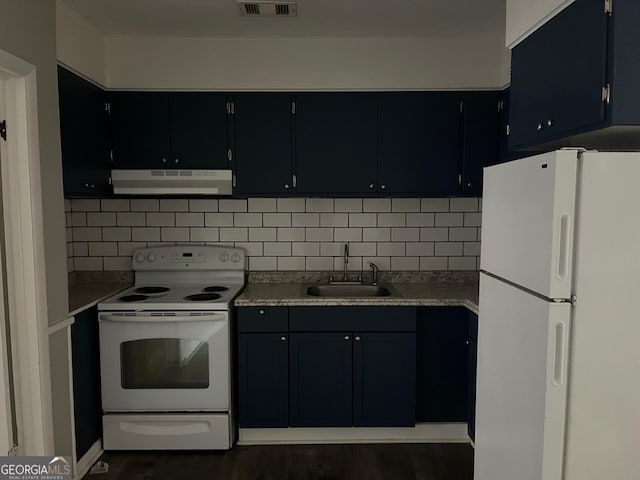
[
  {"x1": 231, "y1": 253, "x2": 241, "y2": 263},
  {"x1": 219, "y1": 252, "x2": 230, "y2": 262},
  {"x1": 135, "y1": 253, "x2": 146, "y2": 263},
  {"x1": 147, "y1": 253, "x2": 157, "y2": 262}
]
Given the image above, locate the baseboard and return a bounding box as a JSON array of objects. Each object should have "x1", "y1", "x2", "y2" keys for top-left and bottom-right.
[
  {"x1": 74, "y1": 440, "x2": 103, "y2": 480},
  {"x1": 238, "y1": 423, "x2": 469, "y2": 445}
]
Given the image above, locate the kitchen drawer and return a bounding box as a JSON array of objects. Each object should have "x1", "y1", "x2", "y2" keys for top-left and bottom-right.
[
  {"x1": 238, "y1": 307, "x2": 288, "y2": 332},
  {"x1": 289, "y1": 306, "x2": 416, "y2": 332}
]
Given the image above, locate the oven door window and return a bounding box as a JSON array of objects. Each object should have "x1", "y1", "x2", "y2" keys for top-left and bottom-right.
[{"x1": 120, "y1": 338, "x2": 209, "y2": 389}]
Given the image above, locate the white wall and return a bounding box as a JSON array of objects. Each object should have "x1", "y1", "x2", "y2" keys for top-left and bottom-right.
[
  {"x1": 56, "y1": 0, "x2": 106, "y2": 86},
  {"x1": 0, "y1": 0, "x2": 68, "y2": 323},
  {"x1": 106, "y1": 32, "x2": 510, "y2": 91},
  {"x1": 506, "y1": 0, "x2": 574, "y2": 47}
]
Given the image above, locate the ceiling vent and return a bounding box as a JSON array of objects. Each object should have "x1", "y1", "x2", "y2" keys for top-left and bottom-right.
[{"x1": 238, "y1": 1, "x2": 297, "y2": 16}]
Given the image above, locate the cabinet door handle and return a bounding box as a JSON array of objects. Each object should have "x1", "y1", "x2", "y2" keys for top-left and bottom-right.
[
  {"x1": 284, "y1": 184, "x2": 290, "y2": 189},
  {"x1": 355, "y1": 336, "x2": 361, "y2": 341},
  {"x1": 280, "y1": 336, "x2": 287, "y2": 342},
  {"x1": 344, "y1": 335, "x2": 350, "y2": 340},
  {"x1": 174, "y1": 158, "x2": 179, "y2": 164},
  {"x1": 465, "y1": 340, "x2": 470, "y2": 345},
  {"x1": 536, "y1": 122, "x2": 544, "y2": 131},
  {"x1": 547, "y1": 119, "x2": 554, "y2": 127},
  {"x1": 369, "y1": 183, "x2": 374, "y2": 189},
  {"x1": 258, "y1": 309, "x2": 265, "y2": 315},
  {"x1": 162, "y1": 158, "x2": 167, "y2": 163},
  {"x1": 380, "y1": 184, "x2": 386, "y2": 190}
]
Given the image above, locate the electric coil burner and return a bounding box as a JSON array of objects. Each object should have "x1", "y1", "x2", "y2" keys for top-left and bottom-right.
[{"x1": 97, "y1": 245, "x2": 246, "y2": 451}]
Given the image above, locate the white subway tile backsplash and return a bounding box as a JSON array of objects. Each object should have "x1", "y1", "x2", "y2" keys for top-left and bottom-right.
[
  {"x1": 219, "y1": 199, "x2": 247, "y2": 212},
  {"x1": 334, "y1": 257, "x2": 363, "y2": 272},
  {"x1": 450, "y1": 197, "x2": 478, "y2": 212},
  {"x1": 349, "y1": 213, "x2": 377, "y2": 227},
  {"x1": 220, "y1": 227, "x2": 249, "y2": 242},
  {"x1": 306, "y1": 198, "x2": 334, "y2": 212},
  {"x1": 205, "y1": 213, "x2": 234, "y2": 227},
  {"x1": 160, "y1": 199, "x2": 189, "y2": 212},
  {"x1": 161, "y1": 228, "x2": 190, "y2": 242},
  {"x1": 132, "y1": 227, "x2": 161, "y2": 242},
  {"x1": 190, "y1": 228, "x2": 219, "y2": 242},
  {"x1": 248, "y1": 227, "x2": 277, "y2": 242},
  {"x1": 66, "y1": 197, "x2": 481, "y2": 272},
  {"x1": 264, "y1": 213, "x2": 292, "y2": 227},
  {"x1": 147, "y1": 212, "x2": 175, "y2": 227},
  {"x1": 292, "y1": 242, "x2": 320, "y2": 256},
  {"x1": 189, "y1": 199, "x2": 218, "y2": 212},
  {"x1": 87, "y1": 212, "x2": 116, "y2": 227},
  {"x1": 435, "y1": 213, "x2": 464, "y2": 227},
  {"x1": 117, "y1": 212, "x2": 146, "y2": 227},
  {"x1": 101, "y1": 199, "x2": 130, "y2": 212},
  {"x1": 234, "y1": 213, "x2": 263, "y2": 227},
  {"x1": 131, "y1": 199, "x2": 159, "y2": 212},
  {"x1": 378, "y1": 213, "x2": 406, "y2": 228},
  {"x1": 363, "y1": 198, "x2": 391, "y2": 213},
  {"x1": 334, "y1": 199, "x2": 362, "y2": 213},
  {"x1": 248, "y1": 198, "x2": 276, "y2": 212},
  {"x1": 277, "y1": 198, "x2": 305, "y2": 212},
  {"x1": 291, "y1": 213, "x2": 320, "y2": 227},
  {"x1": 391, "y1": 228, "x2": 420, "y2": 242},
  {"x1": 320, "y1": 213, "x2": 348, "y2": 228},
  {"x1": 263, "y1": 242, "x2": 291, "y2": 256}
]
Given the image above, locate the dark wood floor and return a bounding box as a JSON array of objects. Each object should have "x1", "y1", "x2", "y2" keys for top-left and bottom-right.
[{"x1": 84, "y1": 443, "x2": 473, "y2": 480}]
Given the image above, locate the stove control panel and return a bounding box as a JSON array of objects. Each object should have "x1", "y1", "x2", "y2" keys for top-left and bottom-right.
[{"x1": 131, "y1": 245, "x2": 246, "y2": 271}]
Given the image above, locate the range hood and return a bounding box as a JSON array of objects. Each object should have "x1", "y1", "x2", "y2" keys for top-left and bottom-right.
[{"x1": 111, "y1": 169, "x2": 233, "y2": 195}]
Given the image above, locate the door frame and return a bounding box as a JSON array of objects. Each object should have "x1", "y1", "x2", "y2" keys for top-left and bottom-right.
[{"x1": 0, "y1": 48, "x2": 54, "y2": 455}]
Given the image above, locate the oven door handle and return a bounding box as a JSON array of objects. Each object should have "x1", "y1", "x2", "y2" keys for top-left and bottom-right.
[{"x1": 98, "y1": 313, "x2": 228, "y2": 323}]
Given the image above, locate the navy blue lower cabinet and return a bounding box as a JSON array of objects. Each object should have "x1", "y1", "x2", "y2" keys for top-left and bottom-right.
[
  {"x1": 467, "y1": 311, "x2": 479, "y2": 441},
  {"x1": 238, "y1": 333, "x2": 289, "y2": 428},
  {"x1": 416, "y1": 307, "x2": 469, "y2": 422},
  {"x1": 71, "y1": 306, "x2": 102, "y2": 459},
  {"x1": 353, "y1": 333, "x2": 416, "y2": 427},
  {"x1": 289, "y1": 332, "x2": 353, "y2": 427}
]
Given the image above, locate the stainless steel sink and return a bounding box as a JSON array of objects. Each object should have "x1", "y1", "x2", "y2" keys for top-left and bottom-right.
[{"x1": 306, "y1": 284, "x2": 399, "y2": 298}]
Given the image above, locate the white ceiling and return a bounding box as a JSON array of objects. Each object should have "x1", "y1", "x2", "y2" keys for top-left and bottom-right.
[{"x1": 62, "y1": 0, "x2": 505, "y2": 38}]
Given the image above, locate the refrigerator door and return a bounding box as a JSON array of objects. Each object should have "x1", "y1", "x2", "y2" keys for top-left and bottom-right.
[
  {"x1": 481, "y1": 150, "x2": 578, "y2": 299},
  {"x1": 475, "y1": 273, "x2": 570, "y2": 480}
]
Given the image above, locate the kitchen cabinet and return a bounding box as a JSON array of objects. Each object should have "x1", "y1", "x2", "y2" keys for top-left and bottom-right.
[
  {"x1": 378, "y1": 92, "x2": 461, "y2": 196},
  {"x1": 57, "y1": 66, "x2": 111, "y2": 197},
  {"x1": 416, "y1": 306, "x2": 469, "y2": 422},
  {"x1": 238, "y1": 307, "x2": 289, "y2": 427},
  {"x1": 70, "y1": 306, "x2": 102, "y2": 460},
  {"x1": 110, "y1": 92, "x2": 229, "y2": 169},
  {"x1": 467, "y1": 310, "x2": 478, "y2": 442},
  {"x1": 509, "y1": 0, "x2": 640, "y2": 151},
  {"x1": 232, "y1": 94, "x2": 294, "y2": 195},
  {"x1": 294, "y1": 93, "x2": 378, "y2": 194}
]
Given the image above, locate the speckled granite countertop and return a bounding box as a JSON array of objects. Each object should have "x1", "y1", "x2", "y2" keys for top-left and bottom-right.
[
  {"x1": 235, "y1": 281, "x2": 479, "y2": 314},
  {"x1": 67, "y1": 271, "x2": 133, "y2": 316}
]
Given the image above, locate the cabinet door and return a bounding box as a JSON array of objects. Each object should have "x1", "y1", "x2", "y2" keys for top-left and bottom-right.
[
  {"x1": 353, "y1": 332, "x2": 416, "y2": 427},
  {"x1": 169, "y1": 93, "x2": 229, "y2": 169},
  {"x1": 289, "y1": 332, "x2": 352, "y2": 427},
  {"x1": 234, "y1": 94, "x2": 293, "y2": 194},
  {"x1": 416, "y1": 307, "x2": 469, "y2": 422},
  {"x1": 467, "y1": 336, "x2": 478, "y2": 441},
  {"x1": 110, "y1": 92, "x2": 170, "y2": 168},
  {"x1": 378, "y1": 92, "x2": 461, "y2": 196},
  {"x1": 295, "y1": 93, "x2": 378, "y2": 194},
  {"x1": 71, "y1": 306, "x2": 102, "y2": 459},
  {"x1": 238, "y1": 333, "x2": 289, "y2": 428},
  {"x1": 58, "y1": 67, "x2": 111, "y2": 197},
  {"x1": 461, "y1": 92, "x2": 499, "y2": 196},
  {"x1": 510, "y1": 0, "x2": 608, "y2": 148}
]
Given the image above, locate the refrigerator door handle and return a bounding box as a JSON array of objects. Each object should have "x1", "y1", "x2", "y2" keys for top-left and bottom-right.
[
  {"x1": 552, "y1": 319, "x2": 568, "y2": 386},
  {"x1": 557, "y1": 214, "x2": 571, "y2": 280}
]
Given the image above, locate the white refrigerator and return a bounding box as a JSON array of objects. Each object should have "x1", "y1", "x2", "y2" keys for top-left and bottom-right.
[{"x1": 475, "y1": 149, "x2": 640, "y2": 480}]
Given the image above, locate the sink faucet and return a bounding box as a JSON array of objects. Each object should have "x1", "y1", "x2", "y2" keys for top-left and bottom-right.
[
  {"x1": 369, "y1": 262, "x2": 379, "y2": 285},
  {"x1": 343, "y1": 243, "x2": 349, "y2": 281}
]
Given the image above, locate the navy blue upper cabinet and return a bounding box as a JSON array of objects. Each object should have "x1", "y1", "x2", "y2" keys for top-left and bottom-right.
[
  {"x1": 379, "y1": 92, "x2": 461, "y2": 196},
  {"x1": 233, "y1": 94, "x2": 293, "y2": 195},
  {"x1": 110, "y1": 92, "x2": 229, "y2": 169},
  {"x1": 57, "y1": 67, "x2": 111, "y2": 197},
  {"x1": 353, "y1": 333, "x2": 416, "y2": 427},
  {"x1": 294, "y1": 93, "x2": 378, "y2": 194},
  {"x1": 510, "y1": 0, "x2": 640, "y2": 151},
  {"x1": 461, "y1": 92, "x2": 499, "y2": 195}
]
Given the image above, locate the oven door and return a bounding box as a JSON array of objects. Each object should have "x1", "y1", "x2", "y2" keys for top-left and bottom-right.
[{"x1": 98, "y1": 312, "x2": 229, "y2": 412}]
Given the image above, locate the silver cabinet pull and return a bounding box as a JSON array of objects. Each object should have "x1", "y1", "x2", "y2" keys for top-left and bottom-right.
[
  {"x1": 259, "y1": 309, "x2": 265, "y2": 315},
  {"x1": 536, "y1": 122, "x2": 544, "y2": 131},
  {"x1": 174, "y1": 158, "x2": 179, "y2": 164},
  {"x1": 344, "y1": 335, "x2": 350, "y2": 340},
  {"x1": 369, "y1": 183, "x2": 374, "y2": 189},
  {"x1": 162, "y1": 158, "x2": 167, "y2": 163},
  {"x1": 293, "y1": 175, "x2": 297, "y2": 188},
  {"x1": 380, "y1": 184, "x2": 386, "y2": 190},
  {"x1": 355, "y1": 336, "x2": 361, "y2": 341},
  {"x1": 284, "y1": 184, "x2": 290, "y2": 189},
  {"x1": 281, "y1": 336, "x2": 287, "y2": 341}
]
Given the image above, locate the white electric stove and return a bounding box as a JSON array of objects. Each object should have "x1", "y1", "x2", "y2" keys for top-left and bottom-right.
[{"x1": 97, "y1": 245, "x2": 246, "y2": 451}]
